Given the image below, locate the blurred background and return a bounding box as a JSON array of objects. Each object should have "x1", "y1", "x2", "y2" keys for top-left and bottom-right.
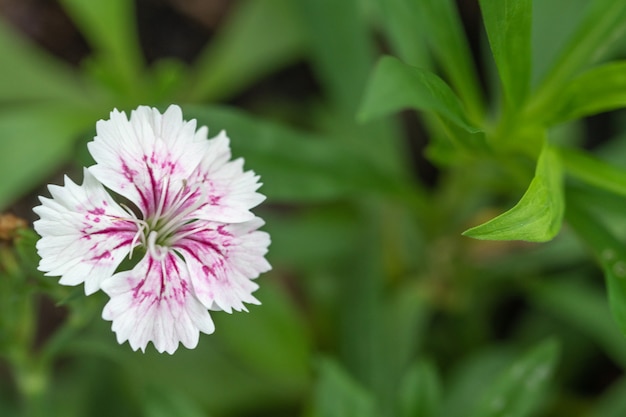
[{"x1": 1, "y1": 0, "x2": 626, "y2": 416}]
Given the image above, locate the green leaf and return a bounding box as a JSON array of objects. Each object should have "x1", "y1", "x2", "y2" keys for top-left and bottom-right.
[
  {"x1": 212, "y1": 281, "x2": 311, "y2": 381},
  {"x1": 565, "y1": 195, "x2": 626, "y2": 343},
  {"x1": 559, "y1": 146, "x2": 626, "y2": 198},
  {"x1": 141, "y1": 386, "x2": 206, "y2": 417},
  {"x1": 591, "y1": 377, "x2": 626, "y2": 417},
  {"x1": 417, "y1": 0, "x2": 485, "y2": 121},
  {"x1": 551, "y1": 61, "x2": 626, "y2": 122},
  {"x1": 436, "y1": 348, "x2": 516, "y2": 417},
  {"x1": 375, "y1": 0, "x2": 429, "y2": 67},
  {"x1": 59, "y1": 0, "x2": 143, "y2": 91},
  {"x1": 463, "y1": 145, "x2": 564, "y2": 242},
  {"x1": 313, "y1": 359, "x2": 377, "y2": 417},
  {"x1": 529, "y1": 0, "x2": 626, "y2": 118},
  {"x1": 185, "y1": 105, "x2": 410, "y2": 203},
  {"x1": 359, "y1": 56, "x2": 481, "y2": 134},
  {"x1": 0, "y1": 105, "x2": 95, "y2": 209},
  {"x1": 479, "y1": 0, "x2": 532, "y2": 108},
  {"x1": 528, "y1": 273, "x2": 626, "y2": 369},
  {"x1": 295, "y1": 0, "x2": 374, "y2": 115},
  {"x1": 397, "y1": 360, "x2": 442, "y2": 417},
  {"x1": 530, "y1": 0, "x2": 588, "y2": 85},
  {"x1": 184, "y1": 0, "x2": 304, "y2": 102},
  {"x1": 470, "y1": 339, "x2": 559, "y2": 417},
  {"x1": 0, "y1": 19, "x2": 95, "y2": 105}
]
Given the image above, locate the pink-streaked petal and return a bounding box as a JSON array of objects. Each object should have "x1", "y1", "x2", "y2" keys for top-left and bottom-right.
[
  {"x1": 190, "y1": 131, "x2": 266, "y2": 223},
  {"x1": 33, "y1": 169, "x2": 137, "y2": 295},
  {"x1": 87, "y1": 105, "x2": 207, "y2": 215},
  {"x1": 101, "y1": 253, "x2": 215, "y2": 354},
  {"x1": 175, "y1": 218, "x2": 271, "y2": 313}
]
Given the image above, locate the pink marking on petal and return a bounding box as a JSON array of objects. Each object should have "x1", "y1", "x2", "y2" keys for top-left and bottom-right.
[{"x1": 92, "y1": 250, "x2": 112, "y2": 261}]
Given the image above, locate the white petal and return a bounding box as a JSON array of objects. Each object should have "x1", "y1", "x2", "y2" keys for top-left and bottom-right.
[
  {"x1": 87, "y1": 106, "x2": 207, "y2": 216},
  {"x1": 189, "y1": 131, "x2": 266, "y2": 223},
  {"x1": 175, "y1": 218, "x2": 271, "y2": 313},
  {"x1": 33, "y1": 169, "x2": 137, "y2": 294},
  {"x1": 101, "y1": 252, "x2": 215, "y2": 354}
]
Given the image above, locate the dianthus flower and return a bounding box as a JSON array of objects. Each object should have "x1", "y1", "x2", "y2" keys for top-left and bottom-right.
[{"x1": 33, "y1": 105, "x2": 271, "y2": 354}]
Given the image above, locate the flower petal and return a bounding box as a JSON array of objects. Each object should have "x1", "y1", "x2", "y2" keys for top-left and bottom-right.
[
  {"x1": 101, "y1": 252, "x2": 215, "y2": 354},
  {"x1": 176, "y1": 218, "x2": 271, "y2": 313},
  {"x1": 33, "y1": 169, "x2": 137, "y2": 295},
  {"x1": 87, "y1": 105, "x2": 207, "y2": 216},
  {"x1": 190, "y1": 131, "x2": 266, "y2": 223}
]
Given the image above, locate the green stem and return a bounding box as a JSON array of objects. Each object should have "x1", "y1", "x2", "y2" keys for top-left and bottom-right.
[{"x1": 8, "y1": 347, "x2": 50, "y2": 417}]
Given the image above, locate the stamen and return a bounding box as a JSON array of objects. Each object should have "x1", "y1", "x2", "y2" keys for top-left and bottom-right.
[
  {"x1": 170, "y1": 222, "x2": 209, "y2": 243},
  {"x1": 158, "y1": 182, "x2": 207, "y2": 240},
  {"x1": 150, "y1": 175, "x2": 171, "y2": 228},
  {"x1": 119, "y1": 203, "x2": 149, "y2": 259},
  {"x1": 147, "y1": 230, "x2": 168, "y2": 261}
]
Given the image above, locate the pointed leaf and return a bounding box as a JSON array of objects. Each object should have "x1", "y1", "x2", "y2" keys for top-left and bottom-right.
[
  {"x1": 185, "y1": 0, "x2": 304, "y2": 102},
  {"x1": 295, "y1": 0, "x2": 374, "y2": 115},
  {"x1": 530, "y1": 0, "x2": 626, "y2": 117},
  {"x1": 463, "y1": 145, "x2": 564, "y2": 241},
  {"x1": 360, "y1": 56, "x2": 481, "y2": 133},
  {"x1": 479, "y1": 0, "x2": 532, "y2": 107},
  {"x1": 375, "y1": 0, "x2": 429, "y2": 67},
  {"x1": 417, "y1": 0, "x2": 485, "y2": 120},
  {"x1": 559, "y1": 146, "x2": 626, "y2": 197},
  {"x1": 528, "y1": 272, "x2": 626, "y2": 368},
  {"x1": 552, "y1": 61, "x2": 626, "y2": 122},
  {"x1": 470, "y1": 339, "x2": 559, "y2": 417},
  {"x1": 566, "y1": 195, "x2": 626, "y2": 341},
  {"x1": 0, "y1": 19, "x2": 95, "y2": 105},
  {"x1": 0, "y1": 105, "x2": 95, "y2": 209},
  {"x1": 314, "y1": 359, "x2": 377, "y2": 417},
  {"x1": 142, "y1": 386, "x2": 206, "y2": 417},
  {"x1": 59, "y1": 0, "x2": 142, "y2": 89},
  {"x1": 397, "y1": 360, "x2": 442, "y2": 417}
]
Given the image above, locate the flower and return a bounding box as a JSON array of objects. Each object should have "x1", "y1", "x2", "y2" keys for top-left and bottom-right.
[{"x1": 33, "y1": 105, "x2": 271, "y2": 354}]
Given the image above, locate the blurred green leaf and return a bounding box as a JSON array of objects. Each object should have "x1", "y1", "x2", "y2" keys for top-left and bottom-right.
[
  {"x1": 397, "y1": 359, "x2": 442, "y2": 417},
  {"x1": 566, "y1": 196, "x2": 626, "y2": 344},
  {"x1": 530, "y1": 0, "x2": 588, "y2": 85},
  {"x1": 479, "y1": 0, "x2": 532, "y2": 108},
  {"x1": 551, "y1": 61, "x2": 626, "y2": 122},
  {"x1": 470, "y1": 339, "x2": 559, "y2": 417},
  {"x1": 436, "y1": 348, "x2": 515, "y2": 417},
  {"x1": 213, "y1": 281, "x2": 311, "y2": 380},
  {"x1": 0, "y1": 105, "x2": 95, "y2": 209},
  {"x1": 528, "y1": 274, "x2": 626, "y2": 368},
  {"x1": 185, "y1": 0, "x2": 304, "y2": 102},
  {"x1": 142, "y1": 385, "x2": 207, "y2": 417},
  {"x1": 0, "y1": 19, "x2": 95, "y2": 105},
  {"x1": 591, "y1": 376, "x2": 626, "y2": 417},
  {"x1": 313, "y1": 359, "x2": 377, "y2": 417},
  {"x1": 529, "y1": 0, "x2": 626, "y2": 117},
  {"x1": 416, "y1": 0, "x2": 485, "y2": 121},
  {"x1": 463, "y1": 145, "x2": 564, "y2": 242},
  {"x1": 375, "y1": 0, "x2": 429, "y2": 67},
  {"x1": 295, "y1": 0, "x2": 374, "y2": 115},
  {"x1": 359, "y1": 56, "x2": 481, "y2": 133},
  {"x1": 186, "y1": 105, "x2": 411, "y2": 203},
  {"x1": 560, "y1": 146, "x2": 626, "y2": 198},
  {"x1": 59, "y1": 0, "x2": 143, "y2": 93}
]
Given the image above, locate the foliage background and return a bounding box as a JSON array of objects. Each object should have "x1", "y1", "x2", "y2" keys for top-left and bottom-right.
[{"x1": 2, "y1": 0, "x2": 626, "y2": 416}]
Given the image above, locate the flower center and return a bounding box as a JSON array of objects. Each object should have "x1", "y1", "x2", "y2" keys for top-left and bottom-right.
[{"x1": 123, "y1": 178, "x2": 206, "y2": 261}]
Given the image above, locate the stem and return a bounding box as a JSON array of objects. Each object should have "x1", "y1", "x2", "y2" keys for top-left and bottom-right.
[{"x1": 14, "y1": 355, "x2": 49, "y2": 417}]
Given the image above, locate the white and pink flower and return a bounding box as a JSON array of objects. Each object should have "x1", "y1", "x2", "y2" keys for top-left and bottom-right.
[{"x1": 33, "y1": 105, "x2": 271, "y2": 354}]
